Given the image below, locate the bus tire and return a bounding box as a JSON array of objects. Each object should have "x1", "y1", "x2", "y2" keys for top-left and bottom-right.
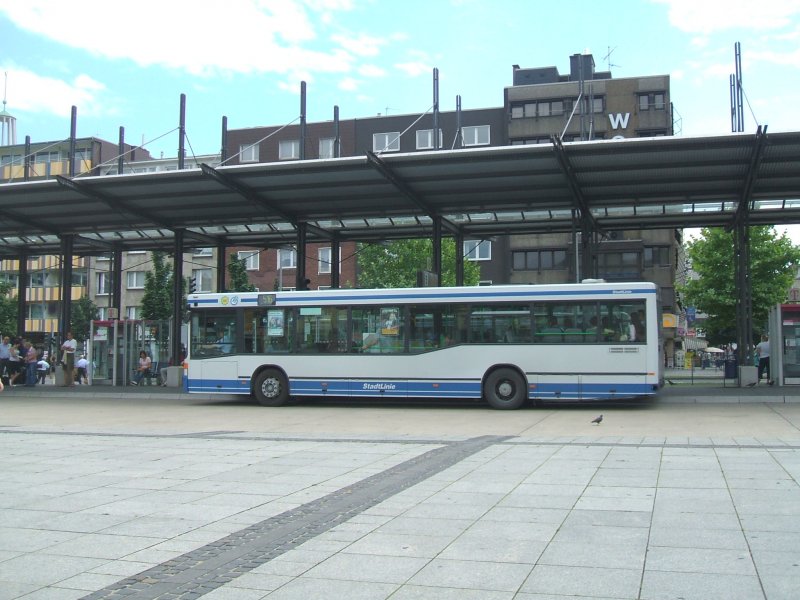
[
  {"x1": 484, "y1": 368, "x2": 527, "y2": 410},
  {"x1": 254, "y1": 369, "x2": 289, "y2": 407}
]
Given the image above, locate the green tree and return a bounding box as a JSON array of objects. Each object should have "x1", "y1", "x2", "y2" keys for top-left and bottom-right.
[
  {"x1": 680, "y1": 226, "x2": 800, "y2": 343},
  {"x1": 141, "y1": 251, "x2": 174, "y2": 320},
  {"x1": 70, "y1": 295, "x2": 99, "y2": 342},
  {"x1": 356, "y1": 239, "x2": 481, "y2": 288},
  {"x1": 228, "y1": 253, "x2": 256, "y2": 292},
  {"x1": 0, "y1": 282, "x2": 17, "y2": 338}
]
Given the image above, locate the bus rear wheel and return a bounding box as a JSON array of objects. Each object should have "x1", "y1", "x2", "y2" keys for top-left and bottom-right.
[
  {"x1": 484, "y1": 368, "x2": 527, "y2": 410},
  {"x1": 254, "y1": 369, "x2": 289, "y2": 407}
]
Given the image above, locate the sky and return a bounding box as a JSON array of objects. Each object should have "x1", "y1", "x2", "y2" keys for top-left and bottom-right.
[{"x1": 1, "y1": 0, "x2": 800, "y2": 235}]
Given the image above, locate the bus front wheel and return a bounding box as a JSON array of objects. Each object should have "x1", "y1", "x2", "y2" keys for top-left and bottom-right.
[
  {"x1": 254, "y1": 369, "x2": 289, "y2": 407},
  {"x1": 484, "y1": 368, "x2": 527, "y2": 410}
]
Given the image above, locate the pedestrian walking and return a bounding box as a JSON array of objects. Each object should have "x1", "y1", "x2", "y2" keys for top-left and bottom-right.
[
  {"x1": 37, "y1": 357, "x2": 50, "y2": 385},
  {"x1": 755, "y1": 334, "x2": 773, "y2": 385},
  {"x1": 24, "y1": 342, "x2": 38, "y2": 386},
  {"x1": 60, "y1": 332, "x2": 77, "y2": 387},
  {"x1": 0, "y1": 335, "x2": 11, "y2": 386},
  {"x1": 75, "y1": 355, "x2": 89, "y2": 385}
]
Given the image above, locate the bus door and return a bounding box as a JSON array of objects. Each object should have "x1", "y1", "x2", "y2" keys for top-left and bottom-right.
[{"x1": 349, "y1": 307, "x2": 408, "y2": 398}]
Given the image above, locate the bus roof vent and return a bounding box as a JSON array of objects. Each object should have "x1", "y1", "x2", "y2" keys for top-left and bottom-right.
[{"x1": 581, "y1": 278, "x2": 607, "y2": 284}]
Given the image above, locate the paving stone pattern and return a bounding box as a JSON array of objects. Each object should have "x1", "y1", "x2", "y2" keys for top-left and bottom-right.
[{"x1": 0, "y1": 430, "x2": 799, "y2": 599}]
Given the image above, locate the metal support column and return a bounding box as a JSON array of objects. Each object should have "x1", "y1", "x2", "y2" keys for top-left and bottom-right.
[
  {"x1": 68, "y1": 106, "x2": 77, "y2": 177},
  {"x1": 432, "y1": 68, "x2": 440, "y2": 150},
  {"x1": 734, "y1": 220, "x2": 753, "y2": 368},
  {"x1": 221, "y1": 116, "x2": 228, "y2": 163},
  {"x1": 333, "y1": 106, "x2": 340, "y2": 158},
  {"x1": 171, "y1": 229, "x2": 184, "y2": 364},
  {"x1": 581, "y1": 229, "x2": 597, "y2": 280},
  {"x1": 299, "y1": 82, "x2": 306, "y2": 160},
  {"x1": 432, "y1": 216, "x2": 443, "y2": 284},
  {"x1": 216, "y1": 244, "x2": 226, "y2": 292},
  {"x1": 59, "y1": 235, "x2": 74, "y2": 338},
  {"x1": 112, "y1": 246, "x2": 122, "y2": 316},
  {"x1": 117, "y1": 127, "x2": 125, "y2": 174},
  {"x1": 24, "y1": 135, "x2": 31, "y2": 181},
  {"x1": 296, "y1": 223, "x2": 308, "y2": 290},
  {"x1": 331, "y1": 239, "x2": 340, "y2": 288},
  {"x1": 178, "y1": 94, "x2": 186, "y2": 170},
  {"x1": 16, "y1": 252, "x2": 27, "y2": 336},
  {"x1": 455, "y1": 232, "x2": 464, "y2": 286}
]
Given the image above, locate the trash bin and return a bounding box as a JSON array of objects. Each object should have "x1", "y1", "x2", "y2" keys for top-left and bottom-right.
[{"x1": 724, "y1": 359, "x2": 737, "y2": 379}]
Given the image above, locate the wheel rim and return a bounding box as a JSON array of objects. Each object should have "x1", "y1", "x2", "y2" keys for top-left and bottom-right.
[
  {"x1": 497, "y1": 379, "x2": 514, "y2": 399},
  {"x1": 261, "y1": 377, "x2": 280, "y2": 398}
]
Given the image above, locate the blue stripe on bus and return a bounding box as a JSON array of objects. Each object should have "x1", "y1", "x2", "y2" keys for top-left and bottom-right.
[
  {"x1": 187, "y1": 378, "x2": 654, "y2": 400},
  {"x1": 189, "y1": 287, "x2": 656, "y2": 307},
  {"x1": 277, "y1": 288, "x2": 656, "y2": 304}
]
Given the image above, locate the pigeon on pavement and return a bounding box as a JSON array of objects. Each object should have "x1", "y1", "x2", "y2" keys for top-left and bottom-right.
[{"x1": 591, "y1": 414, "x2": 603, "y2": 425}]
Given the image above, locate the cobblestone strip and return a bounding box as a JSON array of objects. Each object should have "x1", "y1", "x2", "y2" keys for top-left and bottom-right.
[{"x1": 80, "y1": 435, "x2": 510, "y2": 600}]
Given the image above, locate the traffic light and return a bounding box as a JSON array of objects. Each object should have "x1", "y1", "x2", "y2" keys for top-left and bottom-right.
[{"x1": 189, "y1": 278, "x2": 197, "y2": 294}]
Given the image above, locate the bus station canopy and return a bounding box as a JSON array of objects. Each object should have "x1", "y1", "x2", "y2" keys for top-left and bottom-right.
[{"x1": 0, "y1": 129, "x2": 799, "y2": 256}]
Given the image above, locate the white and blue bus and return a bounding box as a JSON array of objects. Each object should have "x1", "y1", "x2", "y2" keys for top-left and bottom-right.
[{"x1": 186, "y1": 282, "x2": 663, "y2": 409}]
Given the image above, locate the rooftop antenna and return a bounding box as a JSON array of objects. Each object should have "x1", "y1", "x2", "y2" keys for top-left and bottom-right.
[
  {"x1": 2, "y1": 71, "x2": 7, "y2": 109},
  {"x1": 602, "y1": 46, "x2": 620, "y2": 72}
]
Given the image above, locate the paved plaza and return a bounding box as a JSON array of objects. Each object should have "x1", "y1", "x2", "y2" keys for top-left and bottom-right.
[{"x1": 0, "y1": 387, "x2": 799, "y2": 599}]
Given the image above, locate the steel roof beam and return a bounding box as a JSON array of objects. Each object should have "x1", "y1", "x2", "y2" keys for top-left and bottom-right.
[
  {"x1": 56, "y1": 175, "x2": 172, "y2": 230},
  {"x1": 550, "y1": 136, "x2": 603, "y2": 235},
  {"x1": 729, "y1": 125, "x2": 768, "y2": 230},
  {"x1": 2, "y1": 208, "x2": 60, "y2": 236},
  {"x1": 199, "y1": 163, "x2": 333, "y2": 240},
  {"x1": 366, "y1": 151, "x2": 461, "y2": 236}
]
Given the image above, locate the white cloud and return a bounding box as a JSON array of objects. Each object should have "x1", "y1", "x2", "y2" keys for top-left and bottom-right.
[
  {"x1": 396, "y1": 61, "x2": 431, "y2": 77},
  {"x1": 0, "y1": 0, "x2": 359, "y2": 77},
  {"x1": 338, "y1": 77, "x2": 360, "y2": 91},
  {"x1": 653, "y1": 0, "x2": 800, "y2": 34},
  {"x1": 331, "y1": 33, "x2": 385, "y2": 57},
  {"x1": 0, "y1": 63, "x2": 111, "y2": 116},
  {"x1": 358, "y1": 64, "x2": 386, "y2": 77}
]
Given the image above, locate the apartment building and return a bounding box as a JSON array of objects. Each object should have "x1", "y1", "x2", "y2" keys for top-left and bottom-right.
[{"x1": 0, "y1": 134, "x2": 152, "y2": 340}]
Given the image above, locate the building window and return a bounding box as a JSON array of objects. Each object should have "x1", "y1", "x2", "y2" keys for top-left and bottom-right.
[
  {"x1": 126, "y1": 271, "x2": 146, "y2": 289},
  {"x1": 35, "y1": 151, "x2": 60, "y2": 163},
  {"x1": 239, "y1": 143, "x2": 259, "y2": 162},
  {"x1": 464, "y1": 240, "x2": 491, "y2": 261},
  {"x1": 0, "y1": 272, "x2": 19, "y2": 287},
  {"x1": 597, "y1": 251, "x2": 641, "y2": 280},
  {"x1": 192, "y1": 268, "x2": 213, "y2": 293},
  {"x1": 237, "y1": 250, "x2": 259, "y2": 270},
  {"x1": 97, "y1": 307, "x2": 108, "y2": 321},
  {"x1": 639, "y1": 92, "x2": 666, "y2": 111},
  {"x1": 318, "y1": 247, "x2": 339, "y2": 274},
  {"x1": 373, "y1": 132, "x2": 401, "y2": 152},
  {"x1": 279, "y1": 140, "x2": 300, "y2": 160},
  {"x1": 416, "y1": 129, "x2": 443, "y2": 150},
  {"x1": 644, "y1": 246, "x2": 671, "y2": 267},
  {"x1": 511, "y1": 100, "x2": 568, "y2": 119},
  {"x1": 126, "y1": 306, "x2": 140, "y2": 320},
  {"x1": 581, "y1": 96, "x2": 604, "y2": 114},
  {"x1": 193, "y1": 248, "x2": 212, "y2": 256},
  {"x1": 278, "y1": 248, "x2": 296, "y2": 269},
  {"x1": 462, "y1": 125, "x2": 490, "y2": 146},
  {"x1": 96, "y1": 272, "x2": 110, "y2": 295},
  {"x1": 29, "y1": 272, "x2": 45, "y2": 288},
  {"x1": 72, "y1": 270, "x2": 88, "y2": 287},
  {"x1": 27, "y1": 304, "x2": 45, "y2": 319},
  {"x1": 512, "y1": 249, "x2": 568, "y2": 271},
  {"x1": 319, "y1": 138, "x2": 335, "y2": 159}
]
